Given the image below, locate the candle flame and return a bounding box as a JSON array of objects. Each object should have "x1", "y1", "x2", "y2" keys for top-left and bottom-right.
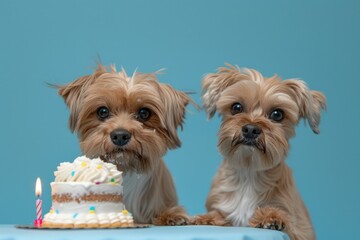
[{"x1": 35, "y1": 177, "x2": 42, "y2": 197}]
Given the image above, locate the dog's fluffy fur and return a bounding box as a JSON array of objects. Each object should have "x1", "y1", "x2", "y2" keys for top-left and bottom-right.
[
  {"x1": 194, "y1": 64, "x2": 326, "y2": 240},
  {"x1": 57, "y1": 64, "x2": 192, "y2": 225}
]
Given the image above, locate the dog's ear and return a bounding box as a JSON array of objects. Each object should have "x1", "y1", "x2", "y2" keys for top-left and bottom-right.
[
  {"x1": 57, "y1": 75, "x2": 96, "y2": 132},
  {"x1": 159, "y1": 84, "x2": 193, "y2": 149},
  {"x1": 202, "y1": 64, "x2": 247, "y2": 119},
  {"x1": 56, "y1": 65, "x2": 107, "y2": 132},
  {"x1": 283, "y1": 79, "x2": 327, "y2": 134}
]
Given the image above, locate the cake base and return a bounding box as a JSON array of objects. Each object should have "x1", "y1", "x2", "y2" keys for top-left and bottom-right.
[
  {"x1": 42, "y1": 221, "x2": 134, "y2": 229},
  {"x1": 16, "y1": 224, "x2": 151, "y2": 229}
]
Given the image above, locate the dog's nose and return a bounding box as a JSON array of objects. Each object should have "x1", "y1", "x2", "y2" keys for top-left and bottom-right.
[
  {"x1": 242, "y1": 124, "x2": 262, "y2": 139},
  {"x1": 110, "y1": 129, "x2": 131, "y2": 146}
]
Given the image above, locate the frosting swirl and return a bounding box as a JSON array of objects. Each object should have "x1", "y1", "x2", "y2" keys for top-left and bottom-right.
[{"x1": 54, "y1": 156, "x2": 122, "y2": 184}]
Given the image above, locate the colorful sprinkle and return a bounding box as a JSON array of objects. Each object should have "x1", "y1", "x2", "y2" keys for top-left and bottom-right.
[
  {"x1": 89, "y1": 206, "x2": 95, "y2": 214},
  {"x1": 55, "y1": 209, "x2": 59, "y2": 214},
  {"x1": 73, "y1": 213, "x2": 78, "y2": 219},
  {"x1": 122, "y1": 209, "x2": 128, "y2": 215},
  {"x1": 49, "y1": 207, "x2": 55, "y2": 214},
  {"x1": 81, "y1": 161, "x2": 87, "y2": 167},
  {"x1": 95, "y1": 181, "x2": 101, "y2": 185},
  {"x1": 110, "y1": 178, "x2": 116, "y2": 186},
  {"x1": 96, "y1": 164, "x2": 103, "y2": 169},
  {"x1": 71, "y1": 171, "x2": 75, "y2": 177}
]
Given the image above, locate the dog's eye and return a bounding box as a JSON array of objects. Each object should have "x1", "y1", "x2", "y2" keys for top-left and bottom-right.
[
  {"x1": 231, "y1": 103, "x2": 244, "y2": 115},
  {"x1": 137, "y1": 108, "x2": 151, "y2": 121},
  {"x1": 97, "y1": 106, "x2": 110, "y2": 120},
  {"x1": 269, "y1": 109, "x2": 284, "y2": 122}
]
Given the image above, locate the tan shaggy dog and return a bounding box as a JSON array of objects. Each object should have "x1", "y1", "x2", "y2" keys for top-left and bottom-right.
[
  {"x1": 57, "y1": 64, "x2": 193, "y2": 225},
  {"x1": 194, "y1": 64, "x2": 326, "y2": 240}
]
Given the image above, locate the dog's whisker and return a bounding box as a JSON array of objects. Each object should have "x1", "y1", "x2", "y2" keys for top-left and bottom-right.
[
  {"x1": 258, "y1": 139, "x2": 266, "y2": 154},
  {"x1": 231, "y1": 134, "x2": 242, "y2": 147}
]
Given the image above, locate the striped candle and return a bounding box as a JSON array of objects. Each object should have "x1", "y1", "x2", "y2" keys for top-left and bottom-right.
[
  {"x1": 35, "y1": 177, "x2": 42, "y2": 221},
  {"x1": 36, "y1": 198, "x2": 42, "y2": 220}
]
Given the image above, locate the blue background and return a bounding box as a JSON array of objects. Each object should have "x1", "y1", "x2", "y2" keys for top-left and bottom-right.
[{"x1": 0, "y1": 0, "x2": 359, "y2": 239}]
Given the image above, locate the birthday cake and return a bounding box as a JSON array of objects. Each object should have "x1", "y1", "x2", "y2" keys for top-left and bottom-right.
[{"x1": 42, "y1": 156, "x2": 134, "y2": 228}]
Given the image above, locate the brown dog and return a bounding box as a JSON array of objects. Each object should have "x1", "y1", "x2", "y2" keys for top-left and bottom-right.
[
  {"x1": 57, "y1": 64, "x2": 193, "y2": 225},
  {"x1": 194, "y1": 64, "x2": 326, "y2": 240}
]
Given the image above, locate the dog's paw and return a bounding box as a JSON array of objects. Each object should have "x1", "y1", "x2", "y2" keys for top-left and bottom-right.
[
  {"x1": 191, "y1": 211, "x2": 230, "y2": 226},
  {"x1": 249, "y1": 207, "x2": 288, "y2": 231},
  {"x1": 255, "y1": 219, "x2": 285, "y2": 231},
  {"x1": 153, "y1": 214, "x2": 189, "y2": 226},
  {"x1": 152, "y1": 206, "x2": 190, "y2": 226}
]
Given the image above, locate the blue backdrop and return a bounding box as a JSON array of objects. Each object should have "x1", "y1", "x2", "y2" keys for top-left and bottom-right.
[{"x1": 0, "y1": 1, "x2": 359, "y2": 239}]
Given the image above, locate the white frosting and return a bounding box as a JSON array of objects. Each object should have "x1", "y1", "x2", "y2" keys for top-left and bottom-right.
[
  {"x1": 51, "y1": 182, "x2": 122, "y2": 196},
  {"x1": 53, "y1": 200, "x2": 124, "y2": 214},
  {"x1": 43, "y1": 156, "x2": 134, "y2": 228},
  {"x1": 54, "y1": 156, "x2": 122, "y2": 184}
]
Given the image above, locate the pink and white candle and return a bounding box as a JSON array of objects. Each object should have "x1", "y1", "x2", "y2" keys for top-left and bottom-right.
[
  {"x1": 34, "y1": 177, "x2": 43, "y2": 227},
  {"x1": 36, "y1": 198, "x2": 42, "y2": 220}
]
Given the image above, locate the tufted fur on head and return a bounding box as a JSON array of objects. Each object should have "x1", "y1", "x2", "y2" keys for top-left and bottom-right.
[
  {"x1": 202, "y1": 64, "x2": 326, "y2": 133},
  {"x1": 58, "y1": 65, "x2": 191, "y2": 148}
]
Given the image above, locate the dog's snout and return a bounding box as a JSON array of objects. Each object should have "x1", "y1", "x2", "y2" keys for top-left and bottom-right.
[
  {"x1": 110, "y1": 129, "x2": 131, "y2": 146},
  {"x1": 242, "y1": 124, "x2": 262, "y2": 139}
]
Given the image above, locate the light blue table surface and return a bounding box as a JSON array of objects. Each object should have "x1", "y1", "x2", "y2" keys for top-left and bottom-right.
[{"x1": 0, "y1": 225, "x2": 289, "y2": 240}]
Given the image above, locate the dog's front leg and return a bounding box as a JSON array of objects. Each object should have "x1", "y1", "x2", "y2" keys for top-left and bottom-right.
[{"x1": 152, "y1": 205, "x2": 190, "y2": 226}]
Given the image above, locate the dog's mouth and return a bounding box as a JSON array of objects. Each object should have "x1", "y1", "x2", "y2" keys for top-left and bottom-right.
[
  {"x1": 100, "y1": 148, "x2": 150, "y2": 173},
  {"x1": 231, "y1": 136, "x2": 266, "y2": 154}
]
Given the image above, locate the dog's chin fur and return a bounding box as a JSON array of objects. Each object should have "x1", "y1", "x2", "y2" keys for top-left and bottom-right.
[
  {"x1": 57, "y1": 64, "x2": 193, "y2": 225},
  {"x1": 195, "y1": 64, "x2": 326, "y2": 240},
  {"x1": 100, "y1": 149, "x2": 151, "y2": 174},
  {"x1": 218, "y1": 117, "x2": 289, "y2": 171}
]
